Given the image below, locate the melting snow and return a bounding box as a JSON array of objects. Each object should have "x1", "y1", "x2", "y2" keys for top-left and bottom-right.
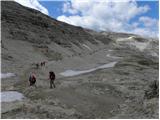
[
  {"x1": 151, "y1": 52, "x2": 158, "y2": 57},
  {"x1": 60, "y1": 61, "x2": 117, "y2": 77},
  {"x1": 1, "y1": 91, "x2": 24, "y2": 102},
  {"x1": 1, "y1": 73, "x2": 15, "y2": 79},
  {"x1": 82, "y1": 44, "x2": 92, "y2": 51},
  {"x1": 116, "y1": 36, "x2": 149, "y2": 51},
  {"x1": 106, "y1": 54, "x2": 122, "y2": 59},
  {"x1": 130, "y1": 41, "x2": 149, "y2": 51},
  {"x1": 117, "y1": 36, "x2": 135, "y2": 42}
]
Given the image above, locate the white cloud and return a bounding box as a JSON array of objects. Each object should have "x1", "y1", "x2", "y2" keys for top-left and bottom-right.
[
  {"x1": 63, "y1": 2, "x2": 78, "y2": 14},
  {"x1": 139, "y1": 16, "x2": 158, "y2": 27},
  {"x1": 130, "y1": 27, "x2": 158, "y2": 38},
  {"x1": 57, "y1": 0, "x2": 158, "y2": 38},
  {"x1": 14, "y1": 0, "x2": 49, "y2": 15}
]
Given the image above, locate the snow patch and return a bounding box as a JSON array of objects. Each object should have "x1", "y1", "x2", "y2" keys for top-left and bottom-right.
[
  {"x1": 130, "y1": 41, "x2": 149, "y2": 51},
  {"x1": 1, "y1": 73, "x2": 15, "y2": 79},
  {"x1": 116, "y1": 36, "x2": 149, "y2": 51},
  {"x1": 60, "y1": 61, "x2": 117, "y2": 77},
  {"x1": 128, "y1": 36, "x2": 134, "y2": 39},
  {"x1": 1, "y1": 91, "x2": 24, "y2": 102},
  {"x1": 150, "y1": 52, "x2": 158, "y2": 57},
  {"x1": 82, "y1": 44, "x2": 92, "y2": 51},
  {"x1": 106, "y1": 54, "x2": 122, "y2": 59},
  {"x1": 117, "y1": 36, "x2": 135, "y2": 42}
]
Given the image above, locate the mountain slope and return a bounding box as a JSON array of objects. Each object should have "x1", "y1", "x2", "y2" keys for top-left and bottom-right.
[
  {"x1": 1, "y1": 1, "x2": 158, "y2": 119},
  {"x1": 2, "y1": 1, "x2": 109, "y2": 59}
]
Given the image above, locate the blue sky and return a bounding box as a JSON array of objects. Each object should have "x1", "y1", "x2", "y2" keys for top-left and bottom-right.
[
  {"x1": 39, "y1": 1, "x2": 64, "y2": 18},
  {"x1": 39, "y1": 1, "x2": 159, "y2": 20},
  {"x1": 137, "y1": 1, "x2": 158, "y2": 19},
  {"x1": 15, "y1": 0, "x2": 159, "y2": 37}
]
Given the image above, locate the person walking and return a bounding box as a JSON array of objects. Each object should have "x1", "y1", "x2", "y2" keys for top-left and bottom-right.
[
  {"x1": 49, "y1": 71, "x2": 56, "y2": 88},
  {"x1": 36, "y1": 63, "x2": 39, "y2": 69},
  {"x1": 29, "y1": 73, "x2": 37, "y2": 87}
]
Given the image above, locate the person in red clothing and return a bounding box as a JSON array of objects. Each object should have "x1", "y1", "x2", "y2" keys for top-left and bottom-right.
[
  {"x1": 49, "y1": 71, "x2": 56, "y2": 88},
  {"x1": 29, "y1": 73, "x2": 37, "y2": 87}
]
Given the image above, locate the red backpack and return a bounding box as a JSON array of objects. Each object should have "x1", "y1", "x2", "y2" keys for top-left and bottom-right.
[{"x1": 29, "y1": 75, "x2": 36, "y2": 82}]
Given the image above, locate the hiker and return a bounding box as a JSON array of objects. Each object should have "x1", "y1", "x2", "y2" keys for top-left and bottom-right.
[
  {"x1": 43, "y1": 61, "x2": 46, "y2": 66},
  {"x1": 49, "y1": 71, "x2": 56, "y2": 88},
  {"x1": 40, "y1": 62, "x2": 43, "y2": 67},
  {"x1": 29, "y1": 73, "x2": 37, "y2": 87},
  {"x1": 40, "y1": 61, "x2": 46, "y2": 67},
  {"x1": 36, "y1": 63, "x2": 39, "y2": 69}
]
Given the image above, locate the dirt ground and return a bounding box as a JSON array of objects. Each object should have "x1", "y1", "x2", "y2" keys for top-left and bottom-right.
[{"x1": 1, "y1": 45, "x2": 159, "y2": 118}]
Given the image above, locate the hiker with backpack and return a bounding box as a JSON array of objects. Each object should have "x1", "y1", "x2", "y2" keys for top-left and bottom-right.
[
  {"x1": 29, "y1": 73, "x2": 37, "y2": 87},
  {"x1": 40, "y1": 62, "x2": 43, "y2": 67},
  {"x1": 43, "y1": 61, "x2": 46, "y2": 66},
  {"x1": 49, "y1": 71, "x2": 56, "y2": 88},
  {"x1": 36, "y1": 63, "x2": 39, "y2": 69},
  {"x1": 40, "y1": 61, "x2": 46, "y2": 67}
]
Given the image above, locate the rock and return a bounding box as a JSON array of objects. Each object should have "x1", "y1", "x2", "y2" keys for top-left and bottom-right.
[{"x1": 144, "y1": 80, "x2": 159, "y2": 99}]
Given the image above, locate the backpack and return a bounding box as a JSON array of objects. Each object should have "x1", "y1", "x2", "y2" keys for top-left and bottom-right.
[
  {"x1": 49, "y1": 71, "x2": 55, "y2": 80},
  {"x1": 29, "y1": 75, "x2": 36, "y2": 82}
]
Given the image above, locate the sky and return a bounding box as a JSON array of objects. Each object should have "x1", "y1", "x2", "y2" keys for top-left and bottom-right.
[{"x1": 14, "y1": 0, "x2": 159, "y2": 38}]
